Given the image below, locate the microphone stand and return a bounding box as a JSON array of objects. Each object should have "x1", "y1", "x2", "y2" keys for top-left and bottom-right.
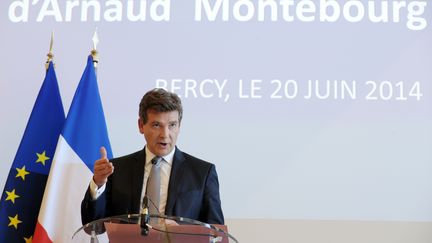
[{"x1": 140, "y1": 196, "x2": 150, "y2": 236}]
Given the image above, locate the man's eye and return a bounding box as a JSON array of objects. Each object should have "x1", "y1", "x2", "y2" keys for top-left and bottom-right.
[
  {"x1": 152, "y1": 123, "x2": 160, "y2": 128},
  {"x1": 169, "y1": 123, "x2": 177, "y2": 129}
]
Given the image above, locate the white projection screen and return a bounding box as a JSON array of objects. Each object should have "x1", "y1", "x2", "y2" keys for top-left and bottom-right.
[{"x1": 1, "y1": 0, "x2": 432, "y2": 242}]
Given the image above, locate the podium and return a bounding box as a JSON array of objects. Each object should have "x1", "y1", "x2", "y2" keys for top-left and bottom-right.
[{"x1": 72, "y1": 214, "x2": 238, "y2": 243}]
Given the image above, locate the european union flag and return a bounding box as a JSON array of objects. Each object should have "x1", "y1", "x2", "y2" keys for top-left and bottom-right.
[{"x1": 0, "y1": 61, "x2": 65, "y2": 242}]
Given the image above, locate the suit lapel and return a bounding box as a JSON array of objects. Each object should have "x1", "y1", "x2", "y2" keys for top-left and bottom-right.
[
  {"x1": 130, "y1": 149, "x2": 146, "y2": 213},
  {"x1": 165, "y1": 148, "x2": 186, "y2": 214}
]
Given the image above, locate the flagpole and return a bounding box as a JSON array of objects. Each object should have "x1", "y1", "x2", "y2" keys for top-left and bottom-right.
[
  {"x1": 45, "y1": 31, "x2": 54, "y2": 70},
  {"x1": 91, "y1": 28, "x2": 99, "y2": 69}
]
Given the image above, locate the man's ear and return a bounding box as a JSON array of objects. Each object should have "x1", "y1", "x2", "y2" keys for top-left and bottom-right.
[{"x1": 138, "y1": 118, "x2": 144, "y2": 134}]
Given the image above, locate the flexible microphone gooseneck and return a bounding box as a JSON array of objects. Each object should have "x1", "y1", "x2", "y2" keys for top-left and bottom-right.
[{"x1": 140, "y1": 196, "x2": 150, "y2": 236}]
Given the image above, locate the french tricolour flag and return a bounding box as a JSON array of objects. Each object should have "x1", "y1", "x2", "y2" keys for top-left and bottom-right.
[{"x1": 33, "y1": 56, "x2": 113, "y2": 242}]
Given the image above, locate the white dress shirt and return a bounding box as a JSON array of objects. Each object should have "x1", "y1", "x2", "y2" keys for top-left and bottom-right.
[
  {"x1": 89, "y1": 146, "x2": 174, "y2": 214},
  {"x1": 140, "y1": 146, "x2": 174, "y2": 214}
]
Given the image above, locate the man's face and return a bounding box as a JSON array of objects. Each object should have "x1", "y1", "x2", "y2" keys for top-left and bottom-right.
[{"x1": 138, "y1": 110, "x2": 180, "y2": 156}]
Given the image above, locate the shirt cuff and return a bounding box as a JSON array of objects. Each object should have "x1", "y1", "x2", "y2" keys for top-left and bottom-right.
[{"x1": 89, "y1": 179, "x2": 106, "y2": 200}]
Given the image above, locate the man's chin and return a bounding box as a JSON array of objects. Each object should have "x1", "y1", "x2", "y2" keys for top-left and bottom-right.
[{"x1": 154, "y1": 146, "x2": 173, "y2": 156}]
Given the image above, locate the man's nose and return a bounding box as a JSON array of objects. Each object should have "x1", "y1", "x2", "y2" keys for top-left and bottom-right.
[{"x1": 159, "y1": 126, "x2": 169, "y2": 138}]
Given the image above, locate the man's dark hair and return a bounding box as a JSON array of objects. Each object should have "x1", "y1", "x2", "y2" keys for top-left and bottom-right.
[{"x1": 139, "y1": 88, "x2": 183, "y2": 124}]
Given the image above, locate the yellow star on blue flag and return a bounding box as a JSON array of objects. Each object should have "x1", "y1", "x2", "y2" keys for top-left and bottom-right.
[
  {"x1": 5, "y1": 189, "x2": 20, "y2": 204},
  {"x1": 24, "y1": 235, "x2": 33, "y2": 243},
  {"x1": 8, "y1": 214, "x2": 22, "y2": 230},
  {"x1": 36, "y1": 151, "x2": 50, "y2": 166},
  {"x1": 15, "y1": 166, "x2": 30, "y2": 181}
]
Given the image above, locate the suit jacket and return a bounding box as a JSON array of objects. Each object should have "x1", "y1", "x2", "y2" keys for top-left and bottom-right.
[{"x1": 81, "y1": 147, "x2": 224, "y2": 225}]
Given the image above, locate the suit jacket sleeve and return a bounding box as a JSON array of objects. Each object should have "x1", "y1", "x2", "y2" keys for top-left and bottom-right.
[
  {"x1": 81, "y1": 183, "x2": 110, "y2": 225},
  {"x1": 81, "y1": 150, "x2": 143, "y2": 225},
  {"x1": 200, "y1": 164, "x2": 225, "y2": 224},
  {"x1": 81, "y1": 167, "x2": 116, "y2": 225}
]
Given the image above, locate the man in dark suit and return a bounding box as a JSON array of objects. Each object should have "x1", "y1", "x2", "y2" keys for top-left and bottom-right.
[{"x1": 81, "y1": 88, "x2": 224, "y2": 225}]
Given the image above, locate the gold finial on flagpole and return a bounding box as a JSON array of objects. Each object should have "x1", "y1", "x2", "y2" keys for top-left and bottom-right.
[
  {"x1": 45, "y1": 31, "x2": 54, "y2": 70},
  {"x1": 91, "y1": 28, "x2": 99, "y2": 68}
]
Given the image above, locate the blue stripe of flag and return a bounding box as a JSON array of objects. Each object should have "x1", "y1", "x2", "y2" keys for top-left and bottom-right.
[{"x1": 62, "y1": 55, "x2": 113, "y2": 172}]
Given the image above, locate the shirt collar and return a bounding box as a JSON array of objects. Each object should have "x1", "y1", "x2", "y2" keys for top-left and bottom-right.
[{"x1": 145, "y1": 146, "x2": 175, "y2": 166}]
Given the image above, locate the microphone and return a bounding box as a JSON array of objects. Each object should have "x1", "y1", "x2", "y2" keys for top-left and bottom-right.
[{"x1": 140, "y1": 196, "x2": 150, "y2": 236}]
